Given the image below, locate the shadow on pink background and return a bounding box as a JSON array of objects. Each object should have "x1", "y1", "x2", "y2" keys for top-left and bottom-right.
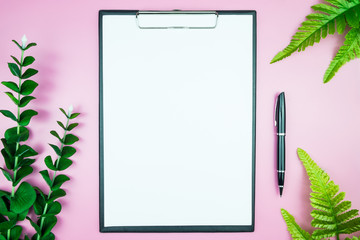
[{"x1": 0, "y1": 0, "x2": 360, "y2": 239}]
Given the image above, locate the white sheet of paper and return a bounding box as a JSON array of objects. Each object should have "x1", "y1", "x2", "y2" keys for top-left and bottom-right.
[{"x1": 102, "y1": 13, "x2": 254, "y2": 227}]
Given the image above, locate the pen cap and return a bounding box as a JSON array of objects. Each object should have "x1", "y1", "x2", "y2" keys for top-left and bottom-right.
[{"x1": 276, "y1": 92, "x2": 286, "y2": 133}]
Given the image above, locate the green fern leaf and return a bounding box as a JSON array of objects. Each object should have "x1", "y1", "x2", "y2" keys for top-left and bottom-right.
[
  {"x1": 337, "y1": 210, "x2": 359, "y2": 224},
  {"x1": 271, "y1": 0, "x2": 360, "y2": 63},
  {"x1": 281, "y1": 208, "x2": 312, "y2": 240},
  {"x1": 345, "y1": 236, "x2": 360, "y2": 240},
  {"x1": 297, "y1": 148, "x2": 360, "y2": 239},
  {"x1": 323, "y1": 28, "x2": 360, "y2": 83}
]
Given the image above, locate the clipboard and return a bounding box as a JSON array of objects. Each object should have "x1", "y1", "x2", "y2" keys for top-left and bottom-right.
[{"x1": 99, "y1": 10, "x2": 257, "y2": 232}]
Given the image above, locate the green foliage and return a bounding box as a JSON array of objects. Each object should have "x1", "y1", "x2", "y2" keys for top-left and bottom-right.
[
  {"x1": 0, "y1": 37, "x2": 80, "y2": 240},
  {"x1": 282, "y1": 148, "x2": 360, "y2": 239},
  {"x1": 28, "y1": 108, "x2": 79, "y2": 240},
  {"x1": 323, "y1": 28, "x2": 360, "y2": 82},
  {"x1": 271, "y1": 0, "x2": 360, "y2": 83},
  {"x1": 0, "y1": 37, "x2": 39, "y2": 240},
  {"x1": 281, "y1": 209, "x2": 313, "y2": 240},
  {"x1": 10, "y1": 182, "x2": 36, "y2": 214}
]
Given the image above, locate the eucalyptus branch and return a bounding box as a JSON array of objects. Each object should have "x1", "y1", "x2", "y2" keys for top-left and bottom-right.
[
  {"x1": 0, "y1": 37, "x2": 81, "y2": 240},
  {"x1": 27, "y1": 107, "x2": 79, "y2": 240},
  {"x1": 0, "y1": 36, "x2": 38, "y2": 240},
  {"x1": 12, "y1": 46, "x2": 24, "y2": 198}
]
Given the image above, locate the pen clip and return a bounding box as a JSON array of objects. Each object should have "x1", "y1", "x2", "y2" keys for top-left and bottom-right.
[{"x1": 274, "y1": 95, "x2": 278, "y2": 127}]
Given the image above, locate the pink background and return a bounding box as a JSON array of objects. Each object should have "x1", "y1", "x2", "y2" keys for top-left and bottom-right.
[{"x1": 1, "y1": 0, "x2": 360, "y2": 239}]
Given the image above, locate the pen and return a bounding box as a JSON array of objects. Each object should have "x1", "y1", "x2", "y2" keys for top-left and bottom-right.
[{"x1": 275, "y1": 92, "x2": 286, "y2": 197}]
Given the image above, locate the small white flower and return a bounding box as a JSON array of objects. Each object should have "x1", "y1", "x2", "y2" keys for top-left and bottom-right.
[
  {"x1": 68, "y1": 105, "x2": 74, "y2": 116},
  {"x1": 21, "y1": 35, "x2": 27, "y2": 48}
]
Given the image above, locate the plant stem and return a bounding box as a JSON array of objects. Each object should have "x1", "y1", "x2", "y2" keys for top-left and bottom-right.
[
  {"x1": 37, "y1": 117, "x2": 69, "y2": 240},
  {"x1": 11, "y1": 49, "x2": 25, "y2": 198},
  {"x1": 7, "y1": 49, "x2": 25, "y2": 240}
]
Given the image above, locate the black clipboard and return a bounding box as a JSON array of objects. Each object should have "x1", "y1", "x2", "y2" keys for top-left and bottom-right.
[{"x1": 99, "y1": 10, "x2": 257, "y2": 232}]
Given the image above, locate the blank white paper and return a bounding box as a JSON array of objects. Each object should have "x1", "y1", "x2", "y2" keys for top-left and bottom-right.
[{"x1": 102, "y1": 13, "x2": 254, "y2": 227}]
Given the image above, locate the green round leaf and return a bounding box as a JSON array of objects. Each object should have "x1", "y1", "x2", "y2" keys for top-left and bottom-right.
[
  {"x1": 19, "y1": 96, "x2": 36, "y2": 108},
  {"x1": 18, "y1": 158, "x2": 35, "y2": 168},
  {"x1": 57, "y1": 121, "x2": 66, "y2": 130},
  {"x1": 33, "y1": 193, "x2": 45, "y2": 215},
  {"x1": 10, "y1": 225, "x2": 22, "y2": 240},
  {"x1": 20, "y1": 80, "x2": 38, "y2": 95},
  {"x1": 19, "y1": 109, "x2": 38, "y2": 126},
  {"x1": 10, "y1": 56, "x2": 21, "y2": 66},
  {"x1": 52, "y1": 175, "x2": 70, "y2": 191},
  {"x1": 0, "y1": 167, "x2": 13, "y2": 182},
  {"x1": 44, "y1": 201, "x2": 61, "y2": 216},
  {"x1": 70, "y1": 113, "x2": 80, "y2": 119},
  {"x1": 39, "y1": 170, "x2": 52, "y2": 188},
  {"x1": 49, "y1": 144, "x2": 61, "y2": 156},
  {"x1": 12, "y1": 40, "x2": 23, "y2": 50},
  {"x1": 0, "y1": 190, "x2": 10, "y2": 198},
  {"x1": 5, "y1": 92, "x2": 19, "y2": 106},
  {"x1": 44, "y1": 156, "x2": 57, "y2": 171},
  {"x1": 24, "y1": 42, "x2": 37, "y2": 50},
  {"x1": 13, "y1": 166, "x2": 33, "y2": 187},
  {"x1": 5, "y1": 126, "x2": 29, "y2": 143},
  {"x1": 26, "y1": 216, "x2": 40, "y2": 234},
  {"x1": 56, "y1": 158, "x2": 73, "y2": 171},
  {"x1": 1, "y1": 149, "x2": 14, "y2": 170},
  {"x1": 15, "y1": 144, "x2": 38, "y2": 158},
  {"x1": 61, "y1": 146, "x2": 76, "y2": 158},
  {"x1": 33, "y1": 187, "x2": 47, "y2": 200},
  {"x1": 42, "y1": 232, "x2": 55, "y2": 240},
  {"x1": 22, "y1": 56, "x2": 35, "y2": 67},
  {"x1": 0, "y1": 218, "x2": 16, "y2": 232},
  {"x1": 67, "y1": 123, "x2": 79, "y2": 131},
  {"x1": 1, "y1": 138, "x2": 16, "y2": 157},
  {"x1": 1, "y1": 81, "x2": 19, "y2": 93},
  {"x1": 63, "y1": 134, "x2": 79, "y2": 145},
  {"x1": 21, "y1": 68, "x2": 38, "y2": 79},
  {"x1": 50, "y1": 131, "x2": 62, "y2": 142},
  {"x1": 47, "y1": 189, "x2": 66, "y2": 203},
  {"x1": 59, "y1": 108, "x2": 69, "y2": 118},
  {"x1": 10, "y1": 182, "x2": 36, "y2": 214},
  {"x1": 17, "y1": 208, "x2": 29, "y2": 221},
  {"x1": 8, "y1": 63, "x2": 20, "y2": 77},
  {"x1": 0, "y1": 110, "x2": 17, "y2": 121}
]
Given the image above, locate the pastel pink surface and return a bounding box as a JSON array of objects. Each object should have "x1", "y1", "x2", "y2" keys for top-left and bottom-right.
[{"x1": 1, "y1": 0, "x2": 360, "y2": 239}]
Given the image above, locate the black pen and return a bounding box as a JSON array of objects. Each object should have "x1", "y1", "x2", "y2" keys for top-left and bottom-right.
[{"x1": 275, "y1": 92, "x2": 286, "y2": 197}]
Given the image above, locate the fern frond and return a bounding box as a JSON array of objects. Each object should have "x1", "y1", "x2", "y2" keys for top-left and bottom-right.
[
  {"x1": 297, "y1": 148, "x2": 360, "y2": 239},
  {"x1": 345, "y1": 236, "x2": 360, "y2": 240},
  {"x1": 271, "y1": 0, "x2": 360, "y2": 63},
  {"x1": 323, "y1": 28, "x2": 360, "y2": 83},
  {"x1": 281, "y1": 208, "x2": 313, "y2": 240}
]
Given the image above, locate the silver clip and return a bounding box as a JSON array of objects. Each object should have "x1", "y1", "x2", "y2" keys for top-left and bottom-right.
[
  {"x1": 136, "y1": 11, "x2": 219, "y2": 29},
  {"x1": 274, "y1": 95, "x2": 278, "y2": 127}
]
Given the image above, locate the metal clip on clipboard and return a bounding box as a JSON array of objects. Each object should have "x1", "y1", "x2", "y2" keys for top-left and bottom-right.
[{"x1": 136, "y1": 11, "x2": 219, "y2": 29}]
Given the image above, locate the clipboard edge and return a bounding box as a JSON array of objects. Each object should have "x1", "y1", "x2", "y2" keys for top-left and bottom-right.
[{"x1": 98, "y1": 9, "x2": 257, "y2": 233}]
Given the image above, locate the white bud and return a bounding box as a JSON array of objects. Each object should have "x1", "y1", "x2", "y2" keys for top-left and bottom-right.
[
  {"x1": 21, "y1": 35, "x2": 27, "y2": 48},
  {"x1": 68, "y1": 105, "x2": 74, "y2": 116}
]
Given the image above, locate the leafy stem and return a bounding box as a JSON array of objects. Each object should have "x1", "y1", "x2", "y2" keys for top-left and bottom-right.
[
  {"x1": 12, "y1": 49, "x2": 25, "y2": 198},
  {"x1": 0, "y1": 37, "x2": 38, "y2": 240},
  {"x1": 28, "y1": 108, "x2": 79, "y2": 240},
  {"x1": 37, "y1": 117, "x2": 70, "y2": 240}
]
